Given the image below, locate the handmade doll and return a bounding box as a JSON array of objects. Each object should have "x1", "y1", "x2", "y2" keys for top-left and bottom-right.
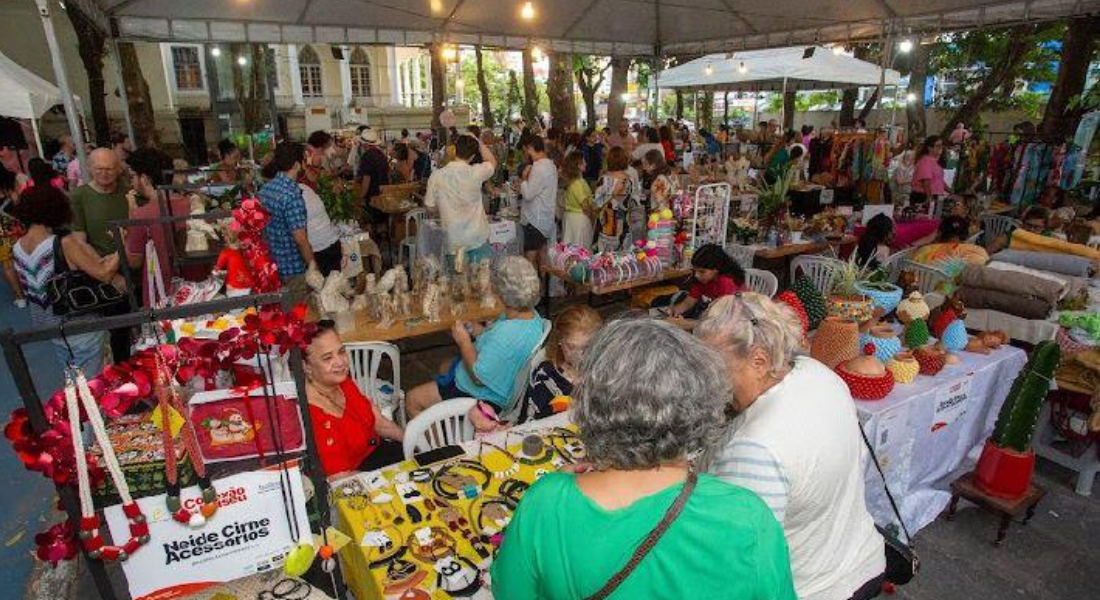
[
  {"x1": 185, "y1": 194, "x2": 219, "y2": 253},
  {"x1": 214, "y1": 227, "x2": 253, "y2": 296}
]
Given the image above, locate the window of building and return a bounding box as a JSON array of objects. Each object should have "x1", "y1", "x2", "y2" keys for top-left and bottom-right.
[
  {"x1": 171, "y1": 45, "x2": 204, "y2": 91},
  {"x1": 299, "y1": 45, "x2": 323, "y2": 98},
  {"x1": 349, "y1": 47, "x2": 372, "y2": 98}
]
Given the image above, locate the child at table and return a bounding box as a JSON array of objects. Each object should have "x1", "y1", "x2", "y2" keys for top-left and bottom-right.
[{"x1": 669, "y1": 244, "x2": 746, "y2": 319}]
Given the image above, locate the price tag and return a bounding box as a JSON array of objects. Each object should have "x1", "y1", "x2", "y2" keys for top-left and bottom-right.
[
  {"x1": 361, "y1": 530, "x2": 392, "y2": 547},
  {"x1": 414, "y1": 527, "x2": 433, "y2": 545},
  {"x1": 489, "y1": 220, "x2": 517, "y2": 245},
  {"x1": 396, "y1": 482, "x2": 425, "y2": 504},
  {"x1": 820, "y1": 189, "x2": 835, "y2": 205}
]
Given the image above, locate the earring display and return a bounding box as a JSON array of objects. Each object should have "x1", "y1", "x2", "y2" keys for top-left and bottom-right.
[{"x1": 332, "y1": 423, "x2": 586, "y2": 600}]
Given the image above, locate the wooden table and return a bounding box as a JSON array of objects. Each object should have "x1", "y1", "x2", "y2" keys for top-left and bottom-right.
[
  {"x1": 947, "y1": 472, "x2": 1046, "y2": 546},
  {"x1": 541, "y1": 266, "x2": 692, "y2": 312},
  {"x1": 339, "y1": 299, "x2": 504, "y2": 344},
  {"x1": 754, "y1": 235, "x2": 856, "y2": 288}
]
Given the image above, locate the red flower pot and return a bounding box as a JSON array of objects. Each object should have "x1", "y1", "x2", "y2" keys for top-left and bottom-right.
[{"x1": 974, "y1": 439, "x2": 1036, "y2": 499}]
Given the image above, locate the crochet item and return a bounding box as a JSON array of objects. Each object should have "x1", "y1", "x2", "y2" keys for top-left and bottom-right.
[
  {"x1": 835, "y1": 345, "x2": 895, "y2": 401},
  {"x1": 931, "y1": 307, "x2": 959, "y2": 339},
  {"x1": 1058, "y1": 312, "x2": 1100, "y2": 343},
  {"x1": 854, "y1": 281, "x2": 904, "y2": 316},
  {"x1": 914, "y1": 346, "x2": 947, "y2": 376},
  {"x1": 887, "y1": 352, "x2": 920, "y2": 384},
  {"x1": 827, "y1": 295, "x2": 875, "y2": 323},
  {"x1": 810, "y1": 317, "x2": 860, "y2": 370},
  {"x1": 860, "y1": 325, "x2": 903, "y2": 363},
  {"x1": 791, "y1": 274, "x2": 827, "y2": 329},
  {"x1": 775, "y1": 290, "x2": 809, "y2": 334},
  {"x1": 904, "y1": 318, "x2": 931, "y2": 349},
  {"x1": 940, "y1": 319, "x2": 970, "y2": 352},
  {"x1": 896, "y1": 291, "x2": 930, "y2": 324}
]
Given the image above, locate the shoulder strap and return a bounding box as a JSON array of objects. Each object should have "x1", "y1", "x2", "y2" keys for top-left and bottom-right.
[
  {"x1": 584, "y1": 471, "x2": 698, "y2": 600},
  {"x1": 52, "y1": 233, "x2": 70, "y2": 275},
  {"x1": 857, "y1": 421, "x2": 913, "y2": 545}
]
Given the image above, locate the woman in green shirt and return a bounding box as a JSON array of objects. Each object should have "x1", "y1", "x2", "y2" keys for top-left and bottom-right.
[
  {"x1": 560, "y1": 152, "x2": 594, "y2": 249},
  {"x1": 491, "y1": 319, "x2": 796, "y2": 600}
]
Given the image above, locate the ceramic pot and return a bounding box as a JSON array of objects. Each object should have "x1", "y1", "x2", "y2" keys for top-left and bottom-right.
[
  {"x1": 827, "y1": 294, "x2": 875, "y2": 323},
  {"x1": 886, "y1": 351, "x2": 920, "y2": 384},
  {"x1": 896, "y1": 291, "x2": 930, "y2": 324},
  {"x1": 835, "y1": 354, "x2": 895, "y2": 401},
  {"x1": 810, "y1": 317, "x2": 861, "y2": 370},
  {"x1": 860, "y1": 323, "x2": 903, "y2": 363},
  {"x1": 974, "y1": 440, "x2": 1036, "y2": 500},
  {"x1": 914, "y1": 345, "x2": 947, "y2": 376},
  {"x1": 854, "y1": 281, "x2": 904, "y2": 316},
  {"x1": 941, "y1": 319, "x2": 969, "y2": 352}
]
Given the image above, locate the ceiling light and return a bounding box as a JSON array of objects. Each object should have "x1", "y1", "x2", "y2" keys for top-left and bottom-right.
[
  {"x1": 520, "y1": 2, "x2": 536, "y2": 20},
  {"x1": 441, "y1": 45, "x2": 457, "y2": 61},
  {"x1": 237, "y1": 56, "x2": 247, "y2": 66},
  {"x1": 738, "y1": 61, "x2": 747, "y2": 74},
  {"x1": 210, "y1": 46, "x2": 222, "y2": 57},
  {"x1": 531, "y1": 46, "x2": 543, "y2": 60},
  {"x1": 430, "y1": 0, "x2": 444, "y2": 13},
  {"x1": 906, "y1": 92, "x2": 917, "y2": 103},
  {"x1": 898, "y1": 39, "x2": 913, "y2": 53},
  {"x1": 833, "y1": 45, "x2": 845, "y2": 55},
  {"x1": 704, "y1": 63, "x2": 714, "y2": 76}
]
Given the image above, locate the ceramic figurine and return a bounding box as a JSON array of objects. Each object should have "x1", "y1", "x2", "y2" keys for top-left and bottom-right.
[
  {"x1": 476, "y1": 261, "x2": 494, "y2": 308},
  {"x1": 185, "y1": 194, "x2": 219, "y2": 253},
  {"x1": 422, "y1": 283, "x2": 441, "y2": 322}
]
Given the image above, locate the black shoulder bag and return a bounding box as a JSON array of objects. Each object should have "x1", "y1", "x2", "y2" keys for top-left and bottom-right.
[
  {"x1": 858, "y1": 421, "x2": 920, "y2": 586},
  {"x1": 47, "y1": 234, "x2": 126, "y2": 317}
]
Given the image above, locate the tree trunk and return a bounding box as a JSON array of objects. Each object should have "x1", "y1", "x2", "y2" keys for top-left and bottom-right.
[
  {"x1": 474, "y1": 46, "x2": 495, "y2": 129},
  {"x1": 782, "y1": 90, "x2": 796, "y2": 130},
  {"x1": 65, "y1": 6, "x2": 109, "y2": 145},
  {"x1": 229, "y1": 43, "x2": 267, "y2": 133},
  {"x1": 506, "y1": 70, "x2": 521, "y2": 126},
  {"x1": 574, "y1": 58, "x2": 609, "y2": 131},
  {"x1": 1039, "y1": 16, "x2": 1100, "y2": 139},
  {"x1": 906, "y1": 42, "x2": 930, "y2": 145},
  {"x1": 522, "y1": 47, "x2": 538, "y2": 126},
  {"x1": 675, "y1": 90, "x2": 684, "y2": 119},
  {"x1": 940, "y1": 24, "x2": 1035, "y2": 139},
  {"x1": 839, "y1": 89, "x2": 857, "y2": 127},
  {"x1": 547, "y1": 51, "x2": 577, "y2": 130},
  {"x1": 430, "y1": 43, "x2": 447, "y2": 143},
  {"x1": 723, "y1": 92, "x2": 730, "y2": 126},
  {"x1": 699, "y1": 92, "x2": 715, "y2": 130},
  {"x1": 607, "y1": 56, "x2": 630, "y2": 130},
  {"x1": 116, "y1": 42, "x2": 157, "y2": 148},
  {"x1": 857, "y1": 88, "x2": 879, "y2": 123}
]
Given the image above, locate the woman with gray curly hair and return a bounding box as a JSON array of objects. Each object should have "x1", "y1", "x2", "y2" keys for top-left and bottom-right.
[
  {"x1": 695, "y1": 292, "x2": 885, "y2": 600},
  {"x1": 404, "y1": 256, "x2": 548, "y2": 418},
  {"x1": 491, "y1": 318, "x2": 795, "y2": 600}
]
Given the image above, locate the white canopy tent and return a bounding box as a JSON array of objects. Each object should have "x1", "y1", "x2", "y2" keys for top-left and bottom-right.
[
  {"x1": 0, "y1": 50, "x2": 81, "y2": 156},
  {"x1": 657, "y1": 47, "x2": 902, "y2": 92}
]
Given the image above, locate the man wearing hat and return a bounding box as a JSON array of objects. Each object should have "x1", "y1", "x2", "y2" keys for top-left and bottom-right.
[{"x1": 357, "y1": 126, "x2": 390, "y2": 224}]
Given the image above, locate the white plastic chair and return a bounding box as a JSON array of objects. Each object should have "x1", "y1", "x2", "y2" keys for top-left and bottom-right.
[
  {"x1": 965, "y1": 231, "x2": 982, "y2": 245},
  {"x1": 345, "y1": 342, "x2": 403, "y2": 423},
  {"x1": 744, "y1": 268, "x2": 778, "y2": 297},
  {"x1": 724, "y1": 243, "x2": 757, "y2": 268},
  {"x1": 980, "y1": 214, "x2": 1019, "y2": 248},
  {"x1": 790, "y1": 255, "x2": 842, "y2": 295},
  {"x1": 398, "y1": 208, "x2": 426, "y2": 269},
  {"x1": 880, "y1": 247, "x2": 916, "y2": 284},
  {"x1": 900, "y1": 260, "x2": 949, "y2": 295},
  {"x1": 496, "y1": 320, "x2": 553, "y2": 422},
  {"x1": 402, "y1": 397, "x2": 477, "y2": 460}
]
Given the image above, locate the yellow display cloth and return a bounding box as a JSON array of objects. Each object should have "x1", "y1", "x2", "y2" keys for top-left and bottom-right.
[
  {"x1": 330, "y1": 415, "x2": 579, "y2": 600},
  {"x1": 1009, "y1": 229, "x2": 1100, "y2": 266}
]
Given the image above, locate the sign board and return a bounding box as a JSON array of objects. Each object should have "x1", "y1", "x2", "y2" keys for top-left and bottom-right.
[
  {"x1": 488, "y1": 219, "x2": 517, "y2": 245},
  {"x1": 819, "y1": 188, "x2": 835, "y2": 205},
  {"x1": 931, "y1": 375, "x2": 973, "y2": 432},
  {"x1": 105, "y1": 463, "x2": 312, "y2": 600}
]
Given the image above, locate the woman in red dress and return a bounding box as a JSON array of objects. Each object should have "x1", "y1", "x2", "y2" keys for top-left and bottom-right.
[{"x1": 304, "y1": 320, "x2": 405, "y2": 478}]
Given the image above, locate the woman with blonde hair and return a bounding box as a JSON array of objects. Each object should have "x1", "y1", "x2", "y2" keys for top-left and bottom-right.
[
  {"x1": 696, "y1": 293, "x2": 885, "y2": 600},
  {"x1": 519, "y1": 305, "x2": 602, "y2": 423},
  {"x1": 560, "y1": 152, "x2": 594, "y2": 249}
]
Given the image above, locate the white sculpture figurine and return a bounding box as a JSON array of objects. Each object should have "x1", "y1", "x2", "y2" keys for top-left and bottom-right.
[
  {"x1": 476, "y1": 261, "x2": 495, "y2": 308},
  {"x1": 185, "y1": 194, "x2": 219, "y2": 253},
  {"x1": 422, "y1": 283, "x2": 441, "y2": 322}
]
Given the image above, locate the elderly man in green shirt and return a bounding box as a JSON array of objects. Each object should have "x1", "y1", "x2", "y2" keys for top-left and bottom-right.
[{"x1": 70, "y1": 148, "x2": 130, "y2": 255}]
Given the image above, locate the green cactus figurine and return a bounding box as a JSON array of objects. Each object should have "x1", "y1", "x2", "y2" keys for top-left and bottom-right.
[
  {"x1": 792, "y1": 275, "x2": 827, "y2": 329},
  {"x1": 904, "y1": 318, "x2": 930, "y2": 350},
  {"x1": 990, "y1": 341, "x2": 1061, "y2": 452}
]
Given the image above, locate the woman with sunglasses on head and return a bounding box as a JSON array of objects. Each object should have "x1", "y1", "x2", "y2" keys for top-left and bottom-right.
[{"x1": 303, "y1": 319, "x2": 404, "y2": 479}]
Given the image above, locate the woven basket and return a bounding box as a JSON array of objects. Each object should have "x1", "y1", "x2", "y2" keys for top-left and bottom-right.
[
  {"x1": 827, "y1": 294, "x2": 875, "y2": 323},
  {"x1": 810, "y1": 317, "x2": 861, "y2": 370},
  {"x1": 904, "y1": 318, "x2": 931, "y2": 349},
  {"x1": 836, "y1": 363, "x2": 896, "y2": 400},
  {"x1": 854, "y1": 281, "x2": 904, "y2": 315},
  {"x1": 887, "y1": 352, "x2": 920, "y2": 384}
]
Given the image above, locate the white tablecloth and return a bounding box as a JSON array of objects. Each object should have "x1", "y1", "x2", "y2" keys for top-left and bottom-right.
[{"x1": 856, "y1": 346, "x2": 1027, "y2": 535}]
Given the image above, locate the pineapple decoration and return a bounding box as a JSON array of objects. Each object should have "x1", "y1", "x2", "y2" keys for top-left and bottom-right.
[
  {"x1": 904, "y1": 318, "x2": 931, "y2": 350},
  {"x1": 791, "y1": 275, "x2": 827, "y2": 330},
  {"x1": 775, "y1": 290, "x2": 809, "y2": 334}
]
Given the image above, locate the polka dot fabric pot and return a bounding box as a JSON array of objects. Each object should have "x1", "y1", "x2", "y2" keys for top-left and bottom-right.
[{"x1": 835, "y1": 364, "x2": 896, "y2": 400}]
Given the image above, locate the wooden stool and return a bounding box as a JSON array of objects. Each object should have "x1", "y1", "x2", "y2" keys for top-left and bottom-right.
[{"x1": 947, "y1": 471, "x2": 1046, "y2": 547}]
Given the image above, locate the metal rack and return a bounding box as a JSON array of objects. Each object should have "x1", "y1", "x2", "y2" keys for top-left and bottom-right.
[{"x1": 0, "y1": 293, "x2": 345, "y2": 600}]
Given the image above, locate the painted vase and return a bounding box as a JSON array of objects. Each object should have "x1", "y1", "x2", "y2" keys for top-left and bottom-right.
[
  {"x1": 854, "y1": 281, "x2": 904, "y2": 316},
  {"x1": 940, "y1": 319, "x2": 969, "y2": 352},
  {"x1": 914, "y1": 345, "x2": 947, "y2": 376},
  {"x1": 887, "y1": 351, "x2": 920, "y2": 384},
  {"x1": 896, "y1": 291, "x2": 930, "y2": 324},
  {"x1": 860, "y1": 323, "x2": 903, "y2": 363},
  {"x1": 810, "y1": 317, "x2": 861, "y2": 370},
  {"x1": 904, "y1": 318, "x2": 931, "y2": 350},
  {"x1": 827, "y1": 294, "x2": 875, "y2": 323}
]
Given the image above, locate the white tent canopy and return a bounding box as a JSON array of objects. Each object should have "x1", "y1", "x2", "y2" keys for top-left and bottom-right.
[
  {"x1": 0, "y1": 50, "x2": 73, "y2": 119},
  {"x1": 658, "y1": 46, "x2": 902, "y2": 92},
  {"x1": 82, "y1": 0, "x2": 1100, "y2": 55}
]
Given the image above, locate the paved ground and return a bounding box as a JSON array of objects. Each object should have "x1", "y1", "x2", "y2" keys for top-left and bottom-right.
[{"x1": 6, "y1": 293, "x2": 1098, "y2": 599}]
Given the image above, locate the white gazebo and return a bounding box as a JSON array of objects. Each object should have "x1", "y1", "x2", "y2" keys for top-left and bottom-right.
[
  {"x1": 657, "y1": 47, "x2": 902, "y2": 92},
  {"x1": 0, "y1": 50, "x2": 80, "y2": 155}
]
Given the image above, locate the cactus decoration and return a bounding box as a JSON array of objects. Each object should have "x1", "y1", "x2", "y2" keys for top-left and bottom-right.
[
  {"x1": 989, "y1": 341, "x2": 1061, "y2": 452},
  {"x1": 904, "y1": 318, "x2": 931, "y2": 350},
  {"x1": 791, "y1": 274, "x2": 827, "y2": 329}
]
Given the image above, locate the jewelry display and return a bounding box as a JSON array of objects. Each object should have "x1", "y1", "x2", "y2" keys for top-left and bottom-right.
[
  {"x1": 431, "y1": 460, "x2": 491, "y2": 500},
  {"x1": 406, "y1": 526, "x2": 456, "y2": 562},
  {"x1": 478, "y1": 440, "x2": 519, "y2": 480},
  {"x1": 256, "y1": 578, "x2": 314, "y2": 600},
  {"x1": 382, "y1": 557, "x2": 428, "y2": 594}
]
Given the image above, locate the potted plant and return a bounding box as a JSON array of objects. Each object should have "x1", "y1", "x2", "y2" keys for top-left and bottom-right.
[
  {"x1": 753, "y1": 164, "x2": 796, "y2": 238},
  {"x1": 317, "y1": 172, "x2": 361, "y2": 227},
  {"x1": 827, "y1": 255, "x2": 876, "y2": 323},
  {"x1": 974, "y1": 340, "x2": 1061, "y2": 499},
  {"x1": 730, "y1": 217, "x2": 760, "y2": 245},
  {"x1": 853, "y1": 267, "x2": 904, "y2": 315}
]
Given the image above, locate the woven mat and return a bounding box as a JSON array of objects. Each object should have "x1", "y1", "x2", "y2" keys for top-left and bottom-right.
[{"x1": 179, "y1": 571, "x2": 334, "y2": 600}]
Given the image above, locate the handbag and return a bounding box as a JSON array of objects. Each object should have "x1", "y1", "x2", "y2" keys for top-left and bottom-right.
[
  {"x1": 47, "y1": 234, "x2": 126, "y2": 317},
  {"x1": 583, "y1": 471, "x2": 698, "y2": 600},
  {"x1": 858, "y1": 421, "x2": 920, "y2": 586}
]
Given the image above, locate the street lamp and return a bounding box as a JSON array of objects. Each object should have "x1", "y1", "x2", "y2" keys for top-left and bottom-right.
[
  {"x1": 898, "y1": 39, "x2": 913, "y2": 53},
  {"x1": 520, "y1": 2, "x2": 535, "y2": 21},
  {"x1": 237, "y1": 56, "x2": 247, "y2": 66},
  {"x1": 704, "y1": 63, "x2": 714, "y2": 76},
  {"x1": 210, "y1": 46, "x2": 222, "y2": 57}
]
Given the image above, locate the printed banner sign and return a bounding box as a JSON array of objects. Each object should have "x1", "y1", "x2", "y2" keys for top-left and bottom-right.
[
  {"x1": 489, "y1": 220, "x2": 517, "y2": 245},
  {"x1": 105, "y1": 464, "x2": 312, "y2": 600},
  {"x1": 931, "y1": 375, "x2": 973, "y2": 432}
]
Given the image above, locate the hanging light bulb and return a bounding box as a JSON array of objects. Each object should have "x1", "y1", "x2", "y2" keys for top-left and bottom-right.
[
  {"x1": 210, "y1": 46, "x2": 222, "y2": 57},
  {"x1": 430, "y1": 0, "x2": 444, "y2": 13},
  {"x1": 704, "y1": 63, "x2": 714, "y2": 76},
  {"x1": 898, "y1": 39, "x2": 913, "y2": 53},
  {"x1": 441, "y1": 45, "x2": 457, "y2": 61},
  {"x1": 531, "y1": 46, "x2": 543, "y2": 60},
  {"x1": 237, "y1": 56, "x2": 248, "y2": 66},
  {"x1": 520, "y1": 2, "x2": 536, "y2": 20},
  {"x1": 832, "y1": 45, "x2": 845, "y2": 55},
  {"x1": 906, "y1": 92, "x2": 917, "y2": 103},
  {"x1": 737, "y1": 61, "x2": 747, "y2": 74}
]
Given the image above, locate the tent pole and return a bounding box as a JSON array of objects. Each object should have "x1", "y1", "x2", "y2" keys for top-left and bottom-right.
[
  {"x1": 878, "y1": 31, "x2": 891, "y2": 114},
  {"x1": 110, "y1": 38, "x2": 137, "y2": 149},
  {"x1": 35, "y1": 0, "x2": 88, "y2": 183},
  {"x1": 781, "y1": 77, "x2": 788, "y2": 132},
  {"x1": 30, "y1": 118, "x2": 44, "y2": 158}
]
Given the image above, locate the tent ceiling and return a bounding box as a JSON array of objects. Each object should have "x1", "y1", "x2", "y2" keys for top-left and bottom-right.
[
  {"x1": 657, "y1": 47, "x2": 902, "y2": 92},
  {"x1": 89, "y1": 0, "x2": 1100, "y2": 55}
]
